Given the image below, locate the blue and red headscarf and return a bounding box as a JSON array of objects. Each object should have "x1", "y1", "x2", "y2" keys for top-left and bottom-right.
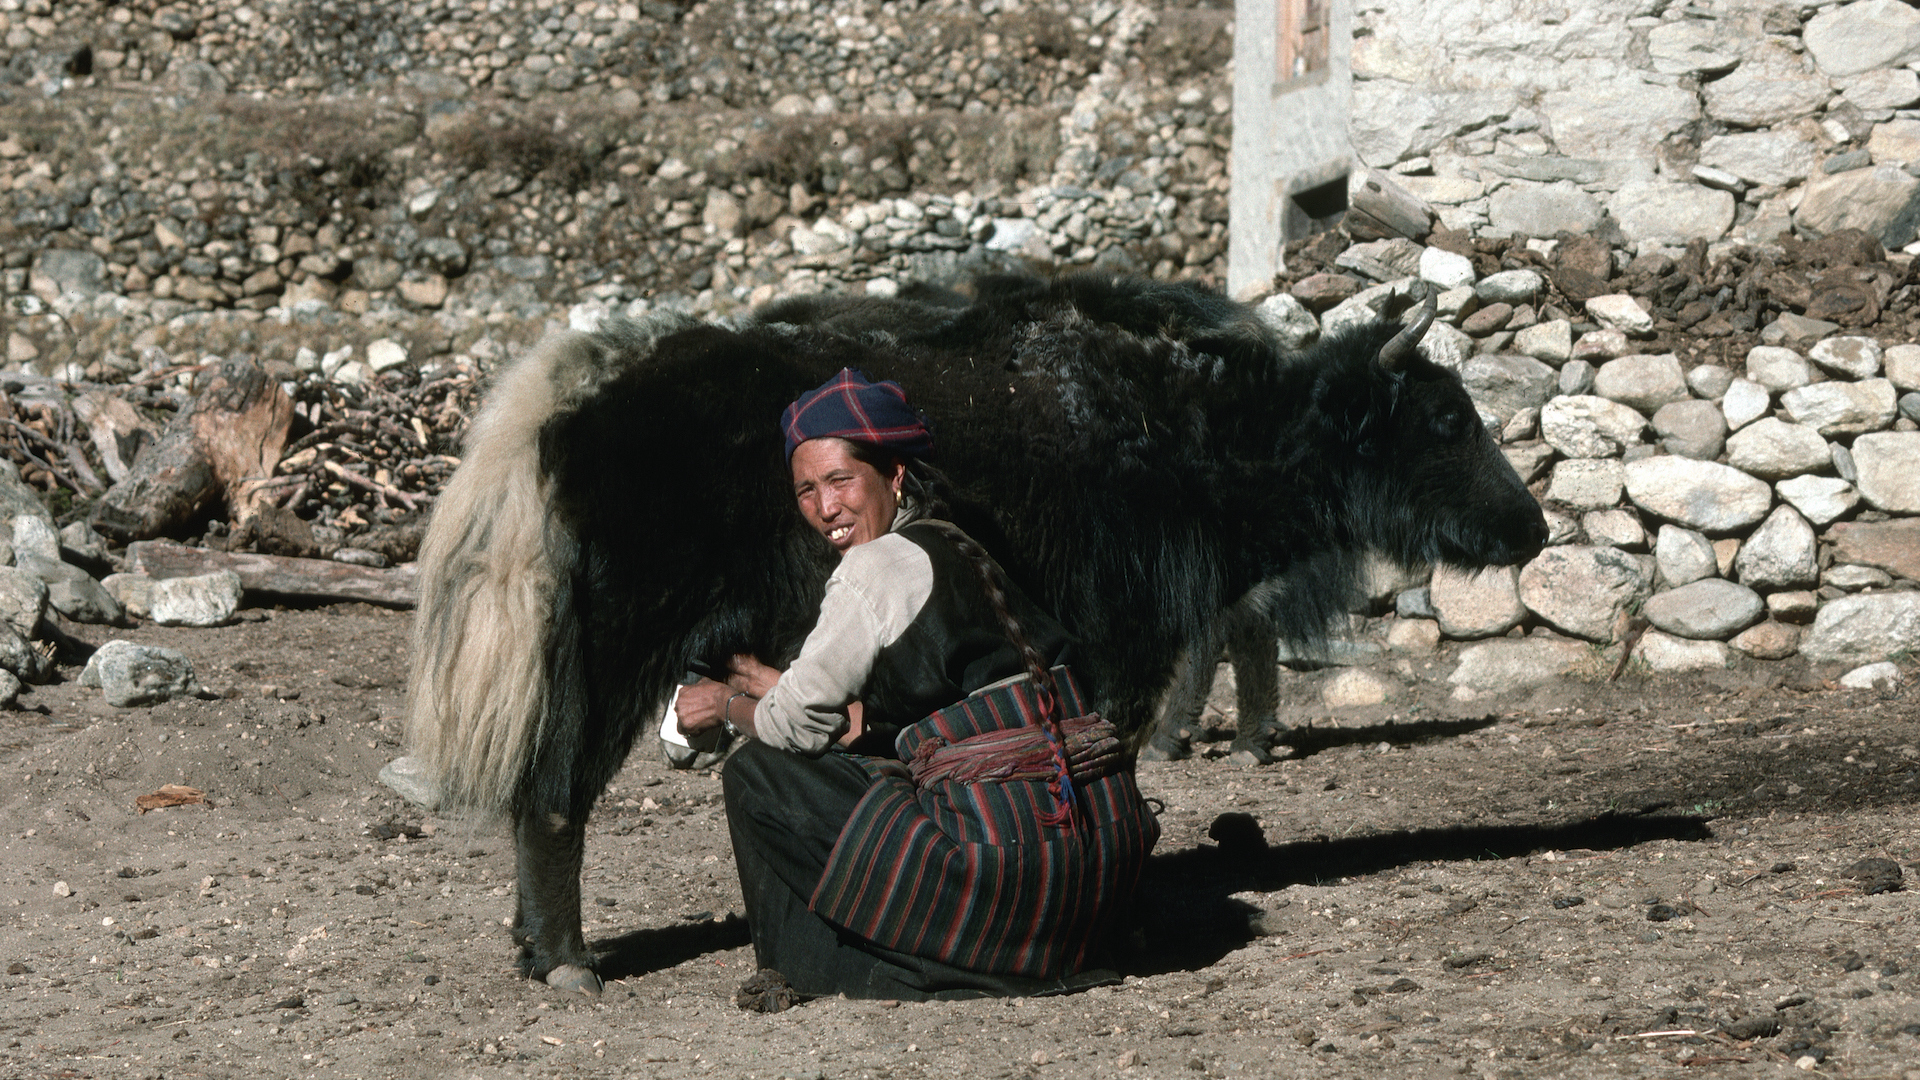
[{"x1": 781, "y1": 368, "x2": 933, "y2": 461}]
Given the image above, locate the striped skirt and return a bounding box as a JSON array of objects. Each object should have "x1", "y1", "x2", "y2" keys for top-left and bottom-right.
[{"x1": 809, "y1": 668, "x2": 1159, "y2": 979}]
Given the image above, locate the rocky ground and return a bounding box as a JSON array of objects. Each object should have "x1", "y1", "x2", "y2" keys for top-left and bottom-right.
[{"x1": 1, "y1": 606, "x2": 1917, "y2": 1080}]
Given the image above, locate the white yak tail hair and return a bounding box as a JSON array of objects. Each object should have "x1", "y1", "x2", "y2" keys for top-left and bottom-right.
[{"x1": 405, "y1": 311, "x2": 694, "y2": 813}]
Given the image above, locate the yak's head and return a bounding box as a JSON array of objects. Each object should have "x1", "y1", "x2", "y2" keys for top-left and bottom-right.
[{"x1": 1303, "y1": 292, "x2": 1549, "y2": 571}]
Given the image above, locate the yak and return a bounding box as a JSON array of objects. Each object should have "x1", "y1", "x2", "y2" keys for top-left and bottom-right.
[{"x1": 403, "y1": 271, "x2": 1549, "y2": 995}]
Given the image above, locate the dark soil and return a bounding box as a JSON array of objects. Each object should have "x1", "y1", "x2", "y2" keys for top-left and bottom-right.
[{"x1": 2, "y1": 607, "x2": 1917, "y2": 1079}]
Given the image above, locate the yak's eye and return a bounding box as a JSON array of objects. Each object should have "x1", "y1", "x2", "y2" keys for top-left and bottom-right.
[{"x1": 1430, "y1": 410, "x2": 1468, "y2": 439}]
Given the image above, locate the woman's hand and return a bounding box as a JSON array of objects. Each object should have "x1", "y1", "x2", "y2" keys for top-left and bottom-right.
[
  {"x1": 675, "y1": 678, "x2": 740, "y2": 739},
  {"x1": 726, "y1": 654, "x2": 782, "y2": 699}
]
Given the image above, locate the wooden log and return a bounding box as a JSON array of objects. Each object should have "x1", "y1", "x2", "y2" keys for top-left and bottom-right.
[
  {"x1": 1344, "y1": 168, "x2": 1436, "y2": 243},
  {"x1": 89, "y1": 358, "x2": 293, "y2": 542},
  {"x1": 127, "y1": 540, "x2": 419, "y2": 608}
]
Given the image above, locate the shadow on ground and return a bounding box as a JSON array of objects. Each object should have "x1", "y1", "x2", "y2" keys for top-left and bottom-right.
[
  {"x1": 594, "y1": 913, "x2": 754, "y2": 981},
  {"x1": 1124, "y1": 811, "x2": 1714, "y2": 977}
]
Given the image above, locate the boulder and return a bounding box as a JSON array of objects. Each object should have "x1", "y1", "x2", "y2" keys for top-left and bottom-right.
[
  {"x1": 1623, "y1": 457, "x2": 1774, "y2": 532},
  {"x1": 1801, "y1": 593, "x2": 1920, "y2": 665},
  {"x1": 1518, "y1": 545, "x2": 1655, "y2": 643}
]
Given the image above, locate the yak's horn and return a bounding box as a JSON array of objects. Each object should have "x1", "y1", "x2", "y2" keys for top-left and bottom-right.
[{"x1": 1379, "y1": 286, "x2": 1436, "y2": 371}]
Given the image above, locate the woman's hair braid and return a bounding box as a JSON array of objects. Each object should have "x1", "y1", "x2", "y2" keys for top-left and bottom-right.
[{"x1": 919, "y1": 520, "x2": 1061, "y2": 724}]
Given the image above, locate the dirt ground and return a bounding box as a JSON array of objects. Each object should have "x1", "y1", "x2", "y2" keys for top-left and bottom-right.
[{"x1": 1, "y1": 605, "x2": 1916, "y2": 1080}]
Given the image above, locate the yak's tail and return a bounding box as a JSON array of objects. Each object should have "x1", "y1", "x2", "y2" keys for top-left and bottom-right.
[{"x1": 404, "y1": 313, "x2": 692, "y2": 813}]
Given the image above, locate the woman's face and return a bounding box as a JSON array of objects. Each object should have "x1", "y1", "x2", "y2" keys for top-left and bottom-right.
[{"x1": 791, "y1": 438, "x2": 905, "y2": 554}]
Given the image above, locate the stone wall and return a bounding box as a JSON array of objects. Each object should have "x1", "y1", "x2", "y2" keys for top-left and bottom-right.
[{"x1": 1351, "y1": 0, "x2": 1920, "y2": 255}]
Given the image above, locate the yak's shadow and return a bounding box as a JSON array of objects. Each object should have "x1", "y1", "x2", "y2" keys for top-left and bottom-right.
[
  {"x1": 1122, "y1": 811, "x2": 1713, "y2": 976},
  {"x1": 592, "y1": 914, "x2": 753, "y2": 982},
  {"x1": 1271, "y1": 714, "x2": 1501, "y2": 760}
]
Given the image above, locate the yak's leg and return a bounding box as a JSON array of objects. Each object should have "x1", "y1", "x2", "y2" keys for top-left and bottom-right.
[
  {"x1": 510, "y1": 805, "x2": 601, "y2": 996},
  {"x1": 1223, "y1": 601, "x2": 1285, "y2": 765},
  {"x1": 1141, "y1": 624, "x2": 1225, "y2": 762}
]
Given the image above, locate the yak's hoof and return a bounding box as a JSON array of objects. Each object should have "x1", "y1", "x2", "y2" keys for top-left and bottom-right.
[
  {"x1": 544, "y1": 963, "x2": 603, "y2": 997},
  {"x1": 1225, "y1": 741, "x2": 1273, "y2": 767},
  {"x1": 1140, "y1": 734, "x2": 1191, "y2": 763}
]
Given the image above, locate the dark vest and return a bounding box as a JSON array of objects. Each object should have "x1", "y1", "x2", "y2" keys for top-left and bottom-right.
[{"x1": 857, "y1": 520, "x2": 1071, "y2": 735}]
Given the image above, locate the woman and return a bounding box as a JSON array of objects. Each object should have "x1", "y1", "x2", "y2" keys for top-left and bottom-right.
[{"x1": 676, "y1": 368, "x2": 1159, "y2": 1006}]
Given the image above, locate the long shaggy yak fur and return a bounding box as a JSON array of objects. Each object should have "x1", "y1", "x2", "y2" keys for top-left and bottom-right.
[{"x1": 404, "y1": 272, "x2": 1548, "y2": 991}]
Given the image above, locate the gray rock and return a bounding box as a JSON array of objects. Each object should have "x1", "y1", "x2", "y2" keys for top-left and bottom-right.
[
  {"x1": 1336, "y1": 238, "x2": 1425, "y2": 282},
  {"x1": 1593, "y1": 353, "x2": 1690, "y2": 414},
  {"x1": 0, "y1": 462, "x2": 49, "y2": 537},
  {"x1": 1655, "y1": 524, "x2": 1717, "y2": 587},
  {"x1": 1803, "y1": 0, "x2": 1920, "y2": 78},
  {"x1": 1838, "y1": 661, "x2": 1903, "y2": 691},
  {"x1": 354, "y1": 256, "x2": 404, "y2": 291},
  {"x1": 0, "y1": 566, "x2": 47, "y2": 637},
  {"x1": 1734, "y1": 505, "x2": 1819, "y2": 589},
  {"x1": 149, "y1": 571, "x2": 244, "y2": 627},
  {"x1": 1809, "y1": 336, "x2": 1883, "y2": 379},
  {"x1": 1903, "y1": 392, "x2": 1920, "y2": 425},
  {"x1": 1540, "y1": 395, "x2": 1648, "y2": 458},
  {"x1": 1487, "y1": 181, "x2": 1603, "y2": 238},
  {"x1": 101, "y1": 573, "x2": 155, "y2": 619},
  {"x1": 1447, "y1": 638, "x2": 1591, "y2": 694},
  {"x1": 1546, "y1": 458, "x2": 1624, "y2": 510},
  {"x1": 1801, "y1": 592, "x2": 1920, "y2": 665},
  {"x1": 1518, "y1": 545, "x2": 1655, "y2": 643},
  {"x1": 1572, "y1": 329, "x2": 1633, "y2": 362},
  {"x1": 79, "y1": 640, "x2": 203, "y2": 708},
  {"x1": 1623, "y1": 456, "x2": 1774, "y2": 532},
  {"x1": 1543, "y1": 507, "x2": 1581, "y2": 546},
  {"x1": 1634, "y1": 630, "x2": 1733, "y2": 672},
  {"x1": 0, "y1": 619, "x2": 50, "y2": 683},
  {"x1": 1582, "y1": 509, "x2": 1646, "y2": 550},
  {"x1": 0, "y1": 668, "x2": 17, "y2": 708},
  {"x1": 1745, "y1": 346, "x2": 1813, "y2": 393},
  {"x1": 1430, "y1": 565, "x2": 1525, "y2": 639},
  {"x1": 416, "y1": 237, "x2": 470, "y2": 277},
  {"x1": 1607, "y1": 181, "x2": 1735, "y2": 244},
  {"x1": 1396, "y1": 586, "x2": 1436, "y2": 621},
  {"x1": 1420, "y1": 321, "x2": 1473, "y2": 371},
  {"x1": 1889, "y1": 344, "x2": 1920, "y2": 392},
  {"x1": 1475, "y1": 270, "x2": 1545, "y2": 305},
  {"x1": 1725, "y1": 417, "x2": 1833, "y2": 480},
  {"x1": 1349, "y1": 83, "x2": 1522, "y2": 166},
  {"x1": 1850, "y1": 431, "x2": 1920, "y2": 512},
  {"x1": 1686, "y1": 364, "x2": 1735, "y2": 401},
  {"x1": 1767, "y1": 591, "x2": 1822, "y2": 623},
  {"x1": 1776, "y1": 474, "x2": 1860, "y2": 526},
  {"x1": 1643, "y1": 578, "x2": 1764, "y2": 640},
  {"x1": 57, "y1": 522, "x2": 107, "y2": 566},
  {"x1": 1702, "y1": 40, "x2": 1833, "y2": 128},
  {"x1": 1721, "y1": 378, "x2": 1772, "y2": 431},
  {"x1": 1503, "y1": 442, "x2": 1556, "y2": 485},
  {"x1": 1764, "y1": 313, "x2": 1843, "y2": 350},
  {"x1": 1322, "y1": 668, "x2": 1394, "y2": 707},
  {"x1": 1558, "y1": 360, "x2": 1596, "y2": 397},
  {"x1": 1833, "y1": 441, "x2": 1858, "y2": 483},
  {"x1": 1585, "y1": 294, "x2": 1654, "y2": 336},
  {"x1": 1539, "y1": 76, "x2": 1700, "y2": 162},
  {"x1": 1794, "y1": 166, "x2": 1920, "y2": 250},
  {"x1": 1459, "y1": 354, "x2": 1557, "y2": 424},
  {"x1": 378, "y1": 756, "x2": 441, "y2": 810},
  {"x1": 1652, "y1": 400, "x2": 1726, "y2": 460},
  {"x1": 1780, "y1": 379, "x2": 1898, "y2": 437},
  {"x1": 1647, "y1": 18, "x2": 1745, "y2": 76},
  {"x1": 1418, "y1": 246, "x2": 1476, "y2": 291},
  {"x1": 1825, "y1": 564, "x2": 1893, "y2": 590},
  {"x1": 1871, "y1": 118, "x2": 1920, "y2": 168},
  {"x1": 1514, "y1": 319, "x2": 1572, "y2": 365},
  {"x1": 8, "y1": 514, "x2": 59, "y2": 563},
  {"x1": 1254, "y1": 292, "x2": 1320, "y2": 350},
  {"x1": 29, "y1": 248, "x2": 108, "y2": 300},
  {"x1": 1699, "y1": 130, "x2": 1819, "y2": 189},
  {"x1": 15, "y1": 555, "x2": 124, "y2": 626}
]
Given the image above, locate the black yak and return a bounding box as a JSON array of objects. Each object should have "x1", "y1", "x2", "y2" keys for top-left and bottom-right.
[{"x1": 404, "y1": 272, "x2": 1548, "y2": 995}]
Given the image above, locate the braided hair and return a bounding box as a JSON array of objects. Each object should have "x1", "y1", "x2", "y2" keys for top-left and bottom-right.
[{"x1": 917, "y1": 518, "x2": 1079, "y2": 824}]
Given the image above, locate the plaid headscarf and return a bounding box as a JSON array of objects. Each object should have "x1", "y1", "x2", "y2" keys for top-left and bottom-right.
[{"x1": 781, "y1": 368, "x2": 933, "y2": 461}]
